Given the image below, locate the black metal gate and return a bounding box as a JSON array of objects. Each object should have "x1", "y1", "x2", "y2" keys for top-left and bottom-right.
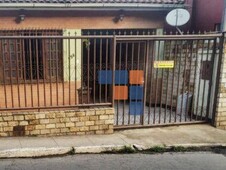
[{"x1": 113, "y1": 34, "x2": 224, "y2": 128}]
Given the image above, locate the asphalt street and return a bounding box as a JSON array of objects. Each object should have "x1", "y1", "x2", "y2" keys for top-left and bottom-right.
[{"x1": 1, "y1": 152, "x2": 226, "y2": 170}]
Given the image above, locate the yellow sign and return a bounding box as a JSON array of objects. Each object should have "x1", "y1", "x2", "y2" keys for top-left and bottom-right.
[{"x1": 154, "y1": 60, "x2": 174, "y2": 68}]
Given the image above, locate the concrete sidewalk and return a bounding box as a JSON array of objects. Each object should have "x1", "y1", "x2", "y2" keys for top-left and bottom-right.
[{"x1": 1, "y1": 124, "x2": 226, "y2": 158}]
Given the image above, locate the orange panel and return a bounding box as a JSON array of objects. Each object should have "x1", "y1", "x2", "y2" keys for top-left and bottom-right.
[
  {"x1": 129, "y1": 70, "x2": 144, "y2": 85},
  {"x1": 114, "y1": 86, "x2": 128, "y2": 100}
]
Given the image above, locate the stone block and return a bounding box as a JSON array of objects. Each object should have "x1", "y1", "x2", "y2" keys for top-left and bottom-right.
[
  {"x1": 35, "y1": 125, "x2": 46, "y2": 130},
  {"x1": 25, "y1": 114, "x2": 36, "y2": 120},
  {"x1": 76, "y1": 122, "x2": 84, "y2": 127},
  {"x1": 30, "y1": 130, "x2": 40, "y2": 135},
  {"x1": 14, "y1": 115, "x2": 24, "y2": 121},
  {"x1": 105, "y1": 120, "x2": 114, "y2": 125},
  {"x1": 80, "y1": 117, "x2": 89, "y2": 121},
  {"x1": 26, "y1": 125, "x2": 35, "y2": 131},
  {"x1": 51, "y1": 129, "x2": 61, "y2": 134},
  {"x1": 40, "y1": 129, "x2": 50, "y2": 135},
  {"x1": 85, "y1": 121, "x2": 95, "y2": 126},
  {"x1": 66, "y1": 112, "x2": 76, "y2": 117},
  {"x1": 96, "y1": 111, "x2": 105, "y2": 115},
  {"x1": 3, "y1": 126, "x2": 13, "y2": 132},
  {"x1": 46, "y1": 113, "x2": 56, "y2": 119},
  {"x1": 29, "y1": 120, "x2": 39, "y2": 125},
  {"x1": 75, "y1": 112, "x2": 85, "y2": 117},
  {"x1": 40, "y1": 119, "x2": 49, "y2": 124},
  {"x1": 8, "y1": 121, "x2": 19, "y2": 126},
  {"x1": 89, "y1": 116, "x2": 99, "y2": 121},
  {"x1": 86, "y1": 111, "x2": 95, "y2": 116},
  {"x1": 89, "y1": 126, "x2": 99, "y2": 131},
  {"x1": 99, "y1": 115, "x2": 109, "y2": 120},
  {"x1": 70, "y1": 117, "x2": 79, "y2": 122},
  {"x1": 56, "y1": 123, "x2": 65, "y2": 128},
  {"x1": 78, "y1": 126, "x2": 89, "y2": 132},
  {"x1": 3, "y1": 116, "x2": 13, "y2": 121},
  {"x1": 66, "y1": 123, "x2": 75, "y2": 127},
  {"x1": 56, "y1": 112, "x2": 65, "y2": 118},
  {"x1": 46, "y1": 124, "x2": 56, "y2": 129},
  {"x1": 19, "y1": 121, "x2": 29, "y2": 126},
  {"x1": 61, "y1": 128, "x2": 70, "y2": 133},
  {"x1": 36, "y1": 114, "x2": 45, "y2": 119}
]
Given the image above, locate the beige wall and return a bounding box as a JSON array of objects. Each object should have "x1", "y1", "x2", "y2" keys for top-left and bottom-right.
[{"x1": 0, "y1": 11, "x2": 165, "y2": 30}]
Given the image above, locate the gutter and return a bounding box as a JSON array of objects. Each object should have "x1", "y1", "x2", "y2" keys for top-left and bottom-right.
[{"x1": 0, "y1": 3, "x2": 186, "y2": 11}]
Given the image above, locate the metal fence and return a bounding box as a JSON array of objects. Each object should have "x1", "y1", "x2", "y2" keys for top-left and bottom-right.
[{"x1": 0, "y1": 32, "x2": 224, "y2": 128}]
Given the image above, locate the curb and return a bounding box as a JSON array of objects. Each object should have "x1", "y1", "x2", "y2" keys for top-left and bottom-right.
[
  {"x1": 0, "y1": 147, "x2": 73, "y2": 158},
  {"x1": 0, "y1": 143, "x2": 226, "y2": 158},
  {"x1": 74, "y1": 145, "x2": 127, "y2": 154}
]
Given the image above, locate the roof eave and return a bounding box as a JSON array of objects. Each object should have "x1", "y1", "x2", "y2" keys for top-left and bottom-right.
[{"x1": 0, "y1": 3, "x2": 186, "y2": 11}]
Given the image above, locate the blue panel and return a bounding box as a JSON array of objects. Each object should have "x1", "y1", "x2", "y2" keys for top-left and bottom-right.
[
  {"x1": 115, "y1": 70, "x2": 128, "y2": 85},
  {"x1": 129, "y1": 86, "x2": 143, "y2": 100},
  {"x1": 129, "y1": 101, "x2": 144, "y2": 115},
  {"x1": 98, "y1": 70, "x2": 112, "y2": 84}
]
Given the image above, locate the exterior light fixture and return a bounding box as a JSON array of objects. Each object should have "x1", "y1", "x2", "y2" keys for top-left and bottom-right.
[{"x1": 19, "y1": 14, "x2": 25, "y2": 22}]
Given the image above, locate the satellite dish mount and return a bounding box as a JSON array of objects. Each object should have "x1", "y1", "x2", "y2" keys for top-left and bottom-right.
[{"x1": 166, "y1": 9, "x2": 190, "y2": 35}]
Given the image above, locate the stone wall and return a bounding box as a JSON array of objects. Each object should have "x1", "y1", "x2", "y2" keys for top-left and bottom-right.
[
  {"x1": 0, "y1": 107, "x2": 114, "y2": 137},
  {"x1": 215, "y1": 44, "x2": 226, "y2": 130}
]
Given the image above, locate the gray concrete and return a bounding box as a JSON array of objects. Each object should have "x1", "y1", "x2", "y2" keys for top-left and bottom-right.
[
  {"x1": 1, "y1": 152, "x2": 226, "y2": 170},
  {"x1": 1, "y1": 124, "x2": 226, "y2": 157}
]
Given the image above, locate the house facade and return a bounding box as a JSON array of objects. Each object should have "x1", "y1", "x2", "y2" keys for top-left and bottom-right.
[{"x1": 1, "y1": 0, "x2": 226, "y2": 136}]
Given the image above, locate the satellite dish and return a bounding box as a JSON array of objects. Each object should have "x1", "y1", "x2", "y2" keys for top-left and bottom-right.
[{"x1": 166, "y1": 8, "x2": 190, "y2": 27}]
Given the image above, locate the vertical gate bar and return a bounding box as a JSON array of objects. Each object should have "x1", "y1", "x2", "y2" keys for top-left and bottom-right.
[
  {"x1": 74, "y1": 36, "x2": 77, "y2": 105},
  {"x1": 87, "y1": 38, "x2": 90, "y2": 104},
  {"x1": 212, "y1": 34, "x2": 225, "y2": 125},
  {"x1": 15, "y1": 38, "x2": 21, "y2": 107},
  {"x1": 148, "y1": 41, "x2": 154, "y2": 124},
  {"x1": 35, "y1": 38, "x2": 40, "y2": 107},
  {"x1": 29, "y1": 38, "x2": 34, "y2": 107},
  {"x1": 56, "y1": 37, "x2": 59, "y2": 106},
  {"x1": 142, "y1": 40, "x2": 149, "y2": 125},
  {"x1": 130, "y1": 42, "x2": 134, "y2": 125},
  {"x1": 42, "y1": 36, "x2": 46, "y2": 106},
  {"x1": 105, "y1": 37, "x2": 109, "y2": 103},
  {"x1": 1, "y1": 39, "x2": 8, "y2": 108},
  {"x1": 112, "y1": 36, "x2": 116, "y2": 109},
  {"x1": 185, "y1": 40, "x2": 194, "y2": 121},
  {"x1": 93, "y1": 37, "x2": 96, "y2": 104},
  {"x1": 170, "y1": 40, "x2": 177, "y2": 122},
  {"x1": 49, "y1": 37, "x2": 53, "y2": 106},
  {"x1": 206, "y1": 39, "x2": 217, "y2": 120},
  {"x1": 22, "y1": 38, "x2": 27, "y2": 107},
  {"x1": 164, "y1": 40, "x2": 172, "y2": 123},
  {"x1": 119, "y1": 42, "x2": 122, "y2": 125},
  {"x1": 99, "y1": 36, "x2": 103, "y2": 103},
  {"x1": 137, "y1": 42, "x2": 141, "y2": 124},
  {"x1": 159, "y1": 40, "x2": 166, "y2": 124},
  {"x1": 175, "y1": 40, "x2": 183, "y2": 122},
  {"x1": 8, "y1": 38, "x2": 14, "y2": 108},
  {"x1": 81, "y1": 38, "x2": 84, "y2": 104},
  {"x1": 124, "y1": 42, "x2": 128, "y2": 125},
  {"x1": 153, "y1": 40, "x2": 160, "y2": 124},
  {"x1": 180, "y1": 41, "x2": 189, "y2": 122},
  {"x1": 68, "y1": 37, "x2": 71, "y2": 105},
  {"x1": 200, "y1": 40, "x2": 211, "y2": 119},
  {"x1": 191, "y1": 40, "x2": 200, "y2": 121},
  {"x1": 195, "y1": 40, "x2": 205, "y2": 120}
]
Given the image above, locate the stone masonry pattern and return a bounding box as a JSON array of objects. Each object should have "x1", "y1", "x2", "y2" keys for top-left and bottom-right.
[
  {"x1": 0, "y1": 107, "x2": 114, "y2": 137},
  {"x1": 215, "y1": 44, "x2": 226, "y2": 130}
]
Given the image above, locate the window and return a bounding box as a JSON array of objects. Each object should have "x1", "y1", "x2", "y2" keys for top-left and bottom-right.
[{"x1": 0, "y1": 30, "x2": 63, "y2": 83}]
